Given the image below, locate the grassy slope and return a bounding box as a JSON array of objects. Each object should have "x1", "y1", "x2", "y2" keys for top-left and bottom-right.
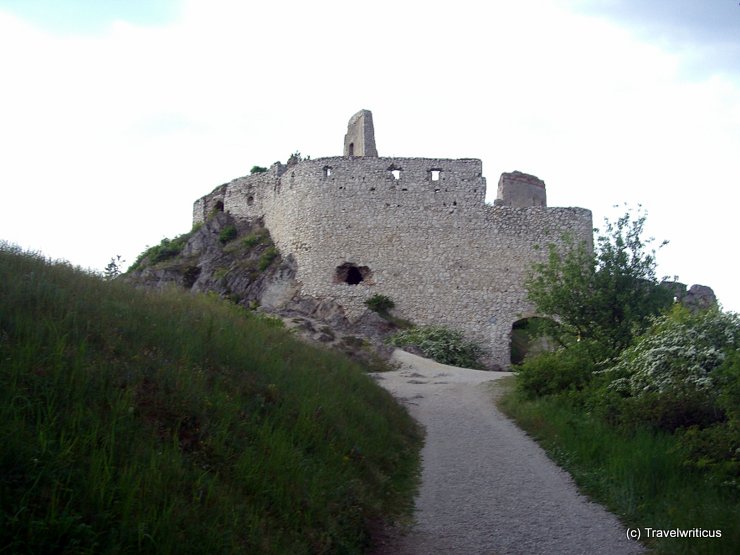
[
  {"x1": 496, "y1": 377, "x2": 738, "y2": 555},
  {"x1": 0, "y1": 244, "x2": 422, "y2": 554}
]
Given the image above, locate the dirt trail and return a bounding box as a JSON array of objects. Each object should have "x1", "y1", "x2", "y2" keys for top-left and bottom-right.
[{"x1": 370, "y1": 350, "x2": 643, "y2": 554}]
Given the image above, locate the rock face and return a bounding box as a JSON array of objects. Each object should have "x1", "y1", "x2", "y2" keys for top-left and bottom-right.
[
  {"x1": 124, "y1": 211, "x2": 400, "y2": 370},
  {"x1": 126, "y1": 212, "x2": 294, "y2": 308},
  {"x1": 682, "y1": 284, "x2": 718, "y2": 312},
  {"x1": 192, "y1": 110, "x2": 594, "y2": 368},
  {"x1": 661, "y1": 281, "x2": 719, "y2": 313}
]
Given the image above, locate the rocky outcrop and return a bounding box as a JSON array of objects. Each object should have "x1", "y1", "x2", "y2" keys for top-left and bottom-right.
[
  {"x1": 126, "y1": 212, "x2": 294, "y2": 308},
  {"x1": 682, "y1": 284, "x2": 718, "y2": 312},
  {"x1": 124, "y1": 213, "x2": 403, "y2": 370},
  {"x1": 661, "y1": 281, "x2": 718, "y2": 313}
]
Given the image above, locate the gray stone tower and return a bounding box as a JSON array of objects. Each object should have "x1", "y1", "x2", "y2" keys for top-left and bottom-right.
[
  {"x1": 495, "y1": 171, "x2": 547, "y2": 207},
  {"x1": 343, "y1": 109, "x2": 378, "y2": 157}
]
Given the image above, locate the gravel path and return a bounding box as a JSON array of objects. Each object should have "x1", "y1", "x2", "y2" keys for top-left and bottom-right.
[{"x1": 370, "y1": 350, "x2": 644, "y2": 555}]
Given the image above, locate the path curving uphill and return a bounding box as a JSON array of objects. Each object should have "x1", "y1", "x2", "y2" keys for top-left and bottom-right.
[{"x1": 371, "y1": 350, "x2": 644, "y2": 555}]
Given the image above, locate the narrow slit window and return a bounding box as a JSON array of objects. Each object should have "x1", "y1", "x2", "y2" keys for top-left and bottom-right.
[
  {"x1": 431, "y1": 170, "x2": 441, "y2": 181},
  {"x1": 324, "y1": 166, "x2": 332, "y2": 177}
]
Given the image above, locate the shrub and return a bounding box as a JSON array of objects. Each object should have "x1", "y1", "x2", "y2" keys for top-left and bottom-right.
[
  {"x1": 129, "y1": 232, "x2": 194, "y2": 271},
  {"x1": 365, "y1": 294, "x2": 395, "y2": 315},
  {"x1": 250, "y1": 165, "x2": 267, "y2": 174},
  {"x1": 258, "y1": 247, "x2": 279, "y2": 271},
  {"x1": 242, "y1": 229, "x2": 268, "y2": 248},
  {"x1": 515, "y1": 342, "x2": 596, "y2": 398},
  {"x1": 390, "y1": 325, "x2": 483, "y2": 368},
  {"x1": 218, "y1": 225, "x2": 237, "y2": 245},
  {"x1": 606, "y1": 307, "x2": 740, "y2": 399},
  {"x1": 598, "y1": 307, "x2": 740, "y2": 433}
]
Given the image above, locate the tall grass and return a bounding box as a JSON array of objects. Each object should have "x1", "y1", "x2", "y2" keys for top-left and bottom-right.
[
  {"x1": 497, "y1": 377, "x2": 738, "y2": 554},
  {"x1": 0, "y1": 243, "x2": 422, "y2": 554}
]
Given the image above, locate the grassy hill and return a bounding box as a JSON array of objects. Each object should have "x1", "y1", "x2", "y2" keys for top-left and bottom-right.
[{"x1": 0, "y1": 243, "x2": 422, "y2": 554}]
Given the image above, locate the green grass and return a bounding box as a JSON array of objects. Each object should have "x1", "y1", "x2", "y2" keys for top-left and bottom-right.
[
  {"x1": 0, "y1": 243, "x2": 422, "y2": 554},
  {"x1": 257, "y1": 247, "x2": 279, "y2": 271},
  {"x1": 496, "y1": 377, "x2": 738, "y2": 554},
  {"x1": 129, "y1": 227, "x2": 199, "y2": 271}
]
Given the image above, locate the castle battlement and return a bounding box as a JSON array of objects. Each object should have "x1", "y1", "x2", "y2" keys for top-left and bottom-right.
[{"x1": 192, "y1": 111, "x2": 593, "y2": 368}]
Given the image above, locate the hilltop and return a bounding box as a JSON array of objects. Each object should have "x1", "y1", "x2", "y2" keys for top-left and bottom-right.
[{"x1": 0, "y1": 243, "x2": 422, "y2": 553}]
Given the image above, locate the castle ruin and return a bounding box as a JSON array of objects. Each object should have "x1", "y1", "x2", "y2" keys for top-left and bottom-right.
[{"x1": 193, "y1": 110, "x2": 593, "y2": 368}]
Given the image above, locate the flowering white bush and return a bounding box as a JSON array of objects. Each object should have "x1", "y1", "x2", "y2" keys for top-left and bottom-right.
[{"x1": 606, "y1": 308, "x2": 740, "y2": 397}]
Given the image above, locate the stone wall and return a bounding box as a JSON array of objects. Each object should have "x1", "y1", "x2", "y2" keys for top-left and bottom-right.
[{"x1": 194, "y1": 156, "x2": 592, "y2": 368}]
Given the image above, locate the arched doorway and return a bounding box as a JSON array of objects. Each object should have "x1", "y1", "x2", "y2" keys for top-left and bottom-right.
[{"x1": 510, "y1": 317, "x2": 557, "y2": 365}]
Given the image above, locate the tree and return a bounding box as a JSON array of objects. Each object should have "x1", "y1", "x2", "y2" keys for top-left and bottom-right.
[
  {"x1": 104, "y1": 255, "x2": 125, "y2": 280},
  {"x1": 526, "y1": 207, "x2": 674, "y2": 362}
]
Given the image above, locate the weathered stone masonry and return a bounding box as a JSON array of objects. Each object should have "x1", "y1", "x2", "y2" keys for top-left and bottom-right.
[{"x1": 193, "y1": 111, "x2": 593, "y2": 368}]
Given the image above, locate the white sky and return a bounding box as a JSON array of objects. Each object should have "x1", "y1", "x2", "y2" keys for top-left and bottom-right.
[{"x1": 1, "y1": 0, "x2": 739, "y2": 311}]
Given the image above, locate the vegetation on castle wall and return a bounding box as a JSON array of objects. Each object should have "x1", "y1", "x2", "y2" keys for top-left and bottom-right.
[
  {"x1": 365, "y1": 294, "x2": 395, "y2": 315},
  {"x1": 0, "y1": 244, "x2": 422, "y2": 554},
  {"x1": 257, "y1": 246, "x2": 279, "y2": 271},
  {"x1": 218, "y1": 224, "x2": 237, "y2": 245},
  {"x1": 242, "y1": 229, "x2": 269, "y2": 248}
]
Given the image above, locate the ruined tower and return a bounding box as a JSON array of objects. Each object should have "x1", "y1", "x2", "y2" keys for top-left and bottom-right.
[
  {"x1": 495, "y1": 171, "x2": 547, "y2": 207},
  {"x1": 343, "y1": 109, "x2": 378, "y2": 157}
]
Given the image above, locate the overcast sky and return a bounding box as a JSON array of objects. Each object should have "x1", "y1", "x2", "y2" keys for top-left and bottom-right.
[{"x1": 1, "y1": 0, "x2": 739, "y2": 312}]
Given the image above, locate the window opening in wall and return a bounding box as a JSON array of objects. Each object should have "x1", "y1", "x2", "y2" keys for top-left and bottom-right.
[
  {"x1": 247, "y1": 195, "x2": 254, "y2": 206},
  {"x1": 214, "y1": 200, "x2": 224, "y2": 212},
  {"x1": 346, "y1": 266, "x2": 363, "y2": 285},
  {"x1": 391, "y1": 169, "x2": 401, "y2": 180},
  {"x1": 348, "y1": 143, "x2": 354, "y2": 156},
  {"x1": 324, "y1": 166, "x2": 332, "y2": 177},
  {"x1": 334, "y1": 262, "x2": 372, "y2": 285},
  {"x1": 430, "y1": 170, "x2": 441, "y2": 181}
]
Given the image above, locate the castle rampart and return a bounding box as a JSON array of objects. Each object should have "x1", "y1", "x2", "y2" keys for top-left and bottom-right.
[{"x1": 193, "y1": 112, "x2": 593, "y2": 368}]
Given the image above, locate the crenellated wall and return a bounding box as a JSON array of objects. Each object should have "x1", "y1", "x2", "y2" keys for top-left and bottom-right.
[{"x1": 193, "y1": 155, "x2": 592, "y2": 368}]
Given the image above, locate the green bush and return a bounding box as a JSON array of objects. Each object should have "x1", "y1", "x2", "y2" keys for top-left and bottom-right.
[
  {"x1": 242, "y1": 229, "x2": 269, "y2": 248},
  {"x1": 617, "y1": 389, "x2": 722, "y2": 432},
  {"x1": 218, "y1": 225, "x2": 237, "y2": 245},
  {"x1": 390, "y1": 325, "x2": 483, "y2": 368},
  {"x1": 250, "y1": 165, "x2": 267, "y2": 174},
  {"x1": 129, "y1": 231, "x2": 194, "y2": 271},
  {"x1": 605, "y1": 307, "x2": 740, "y2": 399},
  {"x1": 258, "y1": 247, "x2": 279, "y2": 271},
  {"x1": 365, "y1": 294, "x2": 395, "y2": 314},
  {"x1": 515, "y1": 343, "x2": 596, "y2": 398}
]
